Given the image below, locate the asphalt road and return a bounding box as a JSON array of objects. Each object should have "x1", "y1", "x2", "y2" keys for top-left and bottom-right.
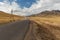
[{"x1": 0, "y1": 20, "x2": 30, "y2": 40}]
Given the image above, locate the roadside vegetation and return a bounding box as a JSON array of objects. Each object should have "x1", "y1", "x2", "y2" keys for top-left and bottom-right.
[
  {"x1": 29, "y1": 15, "x2": 60, "y2": 40},
  {"x1": 0, "y1": 11, "x2": 24, "y2": 25}
]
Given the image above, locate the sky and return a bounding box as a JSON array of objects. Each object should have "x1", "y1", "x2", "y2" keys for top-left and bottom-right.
[{"x1": 0, "y1": 0, "x2": 60, "y2": 16}]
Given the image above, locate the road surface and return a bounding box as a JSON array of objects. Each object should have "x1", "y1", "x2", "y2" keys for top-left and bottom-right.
[{"x1": 0, "y1": 20, "x2": 30, "y2": 40}]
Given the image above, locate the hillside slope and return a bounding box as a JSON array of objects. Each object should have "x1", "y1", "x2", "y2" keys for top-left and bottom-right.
[
  {"x1": 30, "y1": 10, "x2": 60, "y2": 17},
  {"x1": 0, "y1": 11, "x2": 24, "y2": 24},
  {"x1": 28, "y1": 10, "x2": 60, "y2": 40}
]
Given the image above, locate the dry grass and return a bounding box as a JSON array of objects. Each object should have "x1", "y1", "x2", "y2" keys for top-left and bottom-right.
[
  {"x1": 0, "y1": 17, "x2": 24, "y2": 24},
  {"x1": 0, "y1": 12, "x2": 24, "y2": 25},
  {"x1": 29, "y1": 16, "x2": 60, "y2": 40},
  {"x1": 0, "y1": 11, "x2": 25, "y2": 24},
  {"x1": 29, "y1": 16, "x2": 60, "y2": 26}
]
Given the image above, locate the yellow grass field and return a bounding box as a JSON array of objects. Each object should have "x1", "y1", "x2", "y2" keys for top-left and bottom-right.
[
  {"x1": 0, "y1": 11, "x2": 24, "y2": 24},
  {"x1": 29, "y1": 16, "x2": 60, "y2": 40},
  {"x1": 0, "y1": 16, "x2": 25, "y2": 25},
  {"x1": 0, "y1": 17, "x2": 24, "y2": 26},
  {"x1": 0, "y1": 17, "x2": 24, "y2": 24},
  {"x1": 29, "y1": 16, "x2": 60, "y2": 26}
]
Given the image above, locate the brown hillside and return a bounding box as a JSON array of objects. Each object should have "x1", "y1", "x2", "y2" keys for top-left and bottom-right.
[
  {"x1": 0, "y1": 11, "x2": 24, "y2": 24},
  {"x1": 30, "y1": 10, "x2": 60, "y2": 17},
  {"x1": 0, "y1": 11, "x2": 23, "y2": 17}
]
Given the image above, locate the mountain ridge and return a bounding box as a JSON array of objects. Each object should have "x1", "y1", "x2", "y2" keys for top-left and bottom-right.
[{"x1": 29, "y1": 10, "x2": 60, "y2": 17}]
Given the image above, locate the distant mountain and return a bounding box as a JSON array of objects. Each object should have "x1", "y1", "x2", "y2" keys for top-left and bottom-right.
[{"x1": 30, "y1": 10, "x2": 60, "y2": 17}]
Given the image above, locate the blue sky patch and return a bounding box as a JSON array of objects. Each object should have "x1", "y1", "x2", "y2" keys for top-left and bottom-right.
[
  {"x1": 15, "y1": 0, "x2": 38, "y2": 9},
  {"x1": 0, "y1": 0, "x2": 4, "y2": 2},
  {"x1": 0, "y1": 0, "x2": 38, "y2": 9}
]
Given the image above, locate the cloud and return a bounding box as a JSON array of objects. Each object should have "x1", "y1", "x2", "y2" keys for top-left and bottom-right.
[
  {"x1": 0, "y1": 0, "x2": 60, "y2": 16},
  {"x1": 15, "y1": 0, "x2": 38, "y2": 8},
  {"x1": 0, "y1": 0, "x2": 19, "y2": 13},
  {"x1": 28, "y1": 0, "x2": 60, "y2": 14}
]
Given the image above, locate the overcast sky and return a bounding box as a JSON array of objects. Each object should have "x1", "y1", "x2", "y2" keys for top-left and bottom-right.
[{"x1": 0, "y1": 0, "x2": 60, "y2": 16}]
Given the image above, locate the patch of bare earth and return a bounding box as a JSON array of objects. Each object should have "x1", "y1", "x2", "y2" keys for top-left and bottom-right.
[{"x1": 25, "y1": 20, "x2": 59, "y2": 40}]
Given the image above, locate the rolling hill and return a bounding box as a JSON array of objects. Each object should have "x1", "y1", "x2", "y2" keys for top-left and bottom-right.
[
  {"x1": 29, "y1": 10, "x2": 60, "y2": 40},
  {"x1": 0, "y1": 11, "x2": 24, "y2": 24},
  {"x1": 30, "y1": 10, "x2": 60, "y2": 17}
]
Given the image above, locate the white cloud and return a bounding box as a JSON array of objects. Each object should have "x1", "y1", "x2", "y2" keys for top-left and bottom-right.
[
  {"x1": 0, "y1": 0, "x2": 20, "y2": 13},
  {"x1": 0, "y1": 0, "x2": 60, "y2": 16},
  {"x1": 28, "y1": 0, "x2": 60, "y2": 15}
]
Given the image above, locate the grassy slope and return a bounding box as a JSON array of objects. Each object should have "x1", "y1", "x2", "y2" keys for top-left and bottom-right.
[
  {"x1": 29, "y1": 16, "x2": 60, "y2": 26},
  {"x1": 29, "y1": 16, "x2": 60, "y2": 40},
  {"x1": 0, "y1": 11, "x2": 24, "y2": 24}
]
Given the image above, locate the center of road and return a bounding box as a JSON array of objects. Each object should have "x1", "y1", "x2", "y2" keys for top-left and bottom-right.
[{"x1": 0, "y1": 20, "x2": 31, "y2": 40}]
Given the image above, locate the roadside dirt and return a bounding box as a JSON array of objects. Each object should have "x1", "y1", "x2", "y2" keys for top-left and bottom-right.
[{"x1": 25, "y1": 20, "x2": 60, "y2": 40}]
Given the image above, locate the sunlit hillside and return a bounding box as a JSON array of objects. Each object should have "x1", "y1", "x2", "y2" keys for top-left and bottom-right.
[
  {"x1": 29, "y1": 10, "x2": 60, "y2": 40},
  {"x1": 29, "y1": 16, "x2": 60, "y2": 26},
  {"x1": 0, "y1": 11, "x2": 24, "y2": 25},
  {"x1": 29, "y1": 16, "x2": 60, "y2": 40},
  {"x1": 29, "y1": 10, "x2": 60, "y2": 26}
]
